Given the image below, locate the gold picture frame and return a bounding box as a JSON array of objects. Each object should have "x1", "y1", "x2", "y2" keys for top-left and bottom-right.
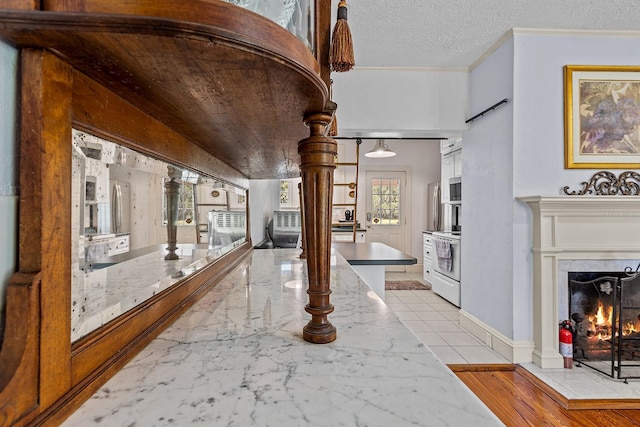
[{"x1": 564, "y1": 65, "x2": 640, "y2": 169}]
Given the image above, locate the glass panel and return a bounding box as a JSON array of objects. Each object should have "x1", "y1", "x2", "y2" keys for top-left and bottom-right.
[
  {"x1": 222, "y1": 0, "x2": 316, "y2": 51},
  {"x1": 370, "y1": 178, "x2": 400, "y2": 225},
  {"x1": 71, "y1": 129, "x2": 247, "y2": 342}
]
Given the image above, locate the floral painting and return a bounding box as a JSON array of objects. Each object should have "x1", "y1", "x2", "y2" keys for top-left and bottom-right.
[{"x1": 564, "y1": 65, "x2": 640, "y2": 169}]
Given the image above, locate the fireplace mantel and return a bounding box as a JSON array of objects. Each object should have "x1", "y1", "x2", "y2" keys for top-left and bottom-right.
[{"x1": 518, "y1": 196, "x2": 640, "y2": 368}]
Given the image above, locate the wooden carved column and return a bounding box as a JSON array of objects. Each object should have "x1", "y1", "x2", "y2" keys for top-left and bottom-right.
[
  {"x1": 297, "y1": 181, "x2": 306, "y2": 259},
  {"x1": 164, "y1": 165, "x2": 181, "y2": 260},
  {"x1": 299, "y1": 112, "x2": 337, "y2": 344}
]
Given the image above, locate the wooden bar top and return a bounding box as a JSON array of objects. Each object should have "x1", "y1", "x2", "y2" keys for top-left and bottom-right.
[{"x1": 332, "y1": 242, "x2": 417, "y2": 266}]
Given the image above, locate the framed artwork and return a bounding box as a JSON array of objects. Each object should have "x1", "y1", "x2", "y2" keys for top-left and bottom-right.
[{"x1": 564, "y1": 65, "x2": 640, "y2": 169}]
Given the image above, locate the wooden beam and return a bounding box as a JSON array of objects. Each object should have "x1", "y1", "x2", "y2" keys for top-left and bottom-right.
[{"x1": 19, "y1": 48, "x2": 74, "y2": 409}]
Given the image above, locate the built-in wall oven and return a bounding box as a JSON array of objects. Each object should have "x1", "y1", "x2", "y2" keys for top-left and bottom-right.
[{"x1": 431, "y1": 232, "x2": 461, "y2": 307}]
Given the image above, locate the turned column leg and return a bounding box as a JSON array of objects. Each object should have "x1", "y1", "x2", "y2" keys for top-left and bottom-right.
[
  {"x1": 299, "y1": 112, "x2": 337, "y2": 344},
  {"x1": 297, "y1": 181, "x2": 306, "y2": 259},
  {"x1": 164, "y1": 165, "x2": 181, "y2": 260}
]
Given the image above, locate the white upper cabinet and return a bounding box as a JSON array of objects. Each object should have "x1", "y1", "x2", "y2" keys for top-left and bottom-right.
[
  {"x1": 441, "y1": 138, "x2": 462, "y2": 206},
  {"x1": 440, "y1": 137, "x2": 462, "y2": 155},
  {"x1": 453, "y1": 150, "x2": 462, "y2": 178}
]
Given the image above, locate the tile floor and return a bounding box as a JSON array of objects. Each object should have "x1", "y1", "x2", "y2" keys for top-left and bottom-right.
[
  {"x1": 385, "y1": 271, "x2": 640, "y2": 400},
  {"x1": 385, "y1": 271, "x2": 509, "y2": 365}
]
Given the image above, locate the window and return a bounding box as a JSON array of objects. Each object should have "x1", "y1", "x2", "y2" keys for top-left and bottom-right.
[
  {"x1": 280, "y1": 180, "x2": 290, "y2": 205},
  {"x1": 370, "y1": 178, "x2": 400, "y2": 225},
  {"x1": 279, "y1": 177, "x2": 302, "y2": 209}
]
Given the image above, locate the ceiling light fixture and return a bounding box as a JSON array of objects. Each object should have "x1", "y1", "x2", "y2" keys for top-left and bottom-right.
[{"x1": 364, "y1": 139, "x2": 396, "y2": 158}]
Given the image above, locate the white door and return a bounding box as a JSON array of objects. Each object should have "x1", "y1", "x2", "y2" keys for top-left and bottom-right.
[{"x1": 365, "y1": 170, "x2": 407, "y2": 272}]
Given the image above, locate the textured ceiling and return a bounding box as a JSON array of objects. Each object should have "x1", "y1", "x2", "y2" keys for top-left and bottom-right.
[{"x1": 345, "y1": 0, "x2": 640, "y2": 68}]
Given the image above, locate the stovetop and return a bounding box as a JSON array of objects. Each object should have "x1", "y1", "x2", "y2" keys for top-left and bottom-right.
[{"x1": 433, "y1": 231, "x2": 461, "y2": 239}]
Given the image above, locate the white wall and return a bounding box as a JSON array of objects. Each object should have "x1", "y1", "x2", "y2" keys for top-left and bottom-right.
[
  {"x1": 0, "y1": 41, "x2": 18, "y2": 335},
  {"x1": 462, "y1": 37, "x2": 515, "y2": 340},
  {"x1": 332, "y1": 68, "x2": 469, "y2": 137},
  {"x1": 511, "y1": 31, "x2": 640, "y2": 341},
  {"x1": 463, "y1": 30, "x2": 640, "y2": 345},
  {"x1": 357, "y1": 139, "x2": 441, "y2": 260},
  {"x1": 249, "y1": 179, "x2": 281, "y2": 245}
]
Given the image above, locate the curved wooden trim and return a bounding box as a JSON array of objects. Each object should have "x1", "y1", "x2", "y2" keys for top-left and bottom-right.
[
  {"x1": 0, "y1": 273, "x2": 41, "y2": 427},
  {"x1": 44, "y1": 0, "x2": 320, "y2": 71},
  {"x1": 0, "y1": 8, "x2": 329, "y2": 179},
  {"x1": 0, "y1": 7, "x2": 322, "y2": 89}
]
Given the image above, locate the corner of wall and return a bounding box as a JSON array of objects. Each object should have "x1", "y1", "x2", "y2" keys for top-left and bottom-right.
[{"x1": 459, "y1": 308, "x2": 534, "y2": 364}]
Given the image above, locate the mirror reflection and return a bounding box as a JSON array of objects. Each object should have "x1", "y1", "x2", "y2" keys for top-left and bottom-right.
[{"x1": 71, "y1": 130, "x2": 247, "y2": 342}]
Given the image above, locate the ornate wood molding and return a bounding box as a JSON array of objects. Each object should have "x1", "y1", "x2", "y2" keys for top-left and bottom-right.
[
  {"x1": 563, "y1": 171, "x2": 640, "y2": 195},
  {"x1": 0, "y1": 4, "x2": 328, "y2": 179}
]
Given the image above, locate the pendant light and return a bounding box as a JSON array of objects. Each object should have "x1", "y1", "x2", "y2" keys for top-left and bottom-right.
[{"x1": 364, "y1": 139, "x2": 396, "y2": 158}]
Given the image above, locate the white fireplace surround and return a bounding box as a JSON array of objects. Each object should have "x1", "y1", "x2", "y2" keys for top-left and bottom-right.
[{"x1": 519, "y1": 196, "x2": 640, "y2": 369}]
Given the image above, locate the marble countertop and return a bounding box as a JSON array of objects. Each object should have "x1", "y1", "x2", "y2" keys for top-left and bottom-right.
[{"x1": 63, "y1": 249, "x2": 502, "y2": 427}]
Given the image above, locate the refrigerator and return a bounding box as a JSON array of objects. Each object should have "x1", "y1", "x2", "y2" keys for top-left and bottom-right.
[
  {"x1": 110, "y1": 180, "x2": 131, "y2": 235},
  {"x1": 426, "y1": 181, "x2": 443, "y2": 232}
]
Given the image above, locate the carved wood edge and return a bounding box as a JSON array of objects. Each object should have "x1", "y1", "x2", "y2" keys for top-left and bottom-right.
[
  {"x1": 0, "y1": 3, "x2": 321, "y2": 75},
  {"x1": 0, "y1": 273, "x2": 41, "y2": 427},
  {"x1": 563, "y1": 170, "x2": 640, "y2": 195}
]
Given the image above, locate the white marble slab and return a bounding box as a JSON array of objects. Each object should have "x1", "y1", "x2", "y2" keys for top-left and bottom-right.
[
  {"x1": 522, "y1": 362, "x2": 640, "y2": 400},
  {"x1": 63, "y1": 249, "x2": 503, "y2": 427}
]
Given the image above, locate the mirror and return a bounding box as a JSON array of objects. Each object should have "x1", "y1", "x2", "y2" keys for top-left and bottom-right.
[{"x1": 70, "y1": 129, "x2": 247, "y2": 342}]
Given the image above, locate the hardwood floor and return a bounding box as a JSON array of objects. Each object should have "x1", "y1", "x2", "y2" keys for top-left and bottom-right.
[{"x1": 451, "y1": 364, "x2": 640, "y2": 427}]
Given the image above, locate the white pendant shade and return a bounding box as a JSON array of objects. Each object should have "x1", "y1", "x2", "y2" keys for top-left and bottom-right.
[{"x1": 364, "y1": 140, "x2": 396, "y2": 158}]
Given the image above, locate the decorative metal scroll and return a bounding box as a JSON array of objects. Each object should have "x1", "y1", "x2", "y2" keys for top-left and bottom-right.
[
  {"x1": 562, "y1": 170, "x2": 640, "y2": 196},
  {"x1": 625, "y1": 262, "x2": 640, "y2": 276}
]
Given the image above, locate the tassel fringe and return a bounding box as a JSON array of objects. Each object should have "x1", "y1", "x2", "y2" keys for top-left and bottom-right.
[
  {"x1": 328, "y1": 115, "x2": 338, "y2": 137},
  {"x1": 329, "y1": 2, "x2": 355, "y2": 72}
]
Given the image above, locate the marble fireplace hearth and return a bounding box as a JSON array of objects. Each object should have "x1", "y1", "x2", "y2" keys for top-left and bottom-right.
[{"x1": 520, "y1": 196, "x2": 640, "y2": 370}]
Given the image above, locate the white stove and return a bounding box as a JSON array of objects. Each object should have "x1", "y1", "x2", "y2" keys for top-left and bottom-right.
[{"x1": 431, "y1": 232, "x2": 461, "y2": 307}]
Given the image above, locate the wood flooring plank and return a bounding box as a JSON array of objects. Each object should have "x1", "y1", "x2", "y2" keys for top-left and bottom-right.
[{"x1": 451, "y1": 365, "x2": 640, "y2": 427}]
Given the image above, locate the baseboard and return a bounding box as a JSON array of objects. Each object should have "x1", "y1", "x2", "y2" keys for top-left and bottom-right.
[{"x1": 459, "y1": 309, "x2": 534, "y2": 364}]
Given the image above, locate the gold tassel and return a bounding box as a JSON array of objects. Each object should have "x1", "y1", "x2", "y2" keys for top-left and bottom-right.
[
  {"x1": 329, "y1": 0, "x2": 355, "y2": 72},
  {"x1": 328, "y1": 80, "x2": 338, "y2": 136},
  {"x1": 328, "y1": 114, "x2": 338, "y2": 137}
]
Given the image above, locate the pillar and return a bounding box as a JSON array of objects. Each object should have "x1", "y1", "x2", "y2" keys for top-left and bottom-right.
[{"x1": 299, "y1": 112, "x2": 337, "y2": 344}]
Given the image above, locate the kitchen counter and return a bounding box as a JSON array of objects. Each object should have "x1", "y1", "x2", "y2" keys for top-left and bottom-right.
[
  {"x1": 63, "y1": 248, "x2": 502, "y2": 427},
  {"x1": 332, "y1": 242, "x2": 417, "y2": 266},
  {"x1": 332, "y1": 242, "x2": 417, "y2": 300}
]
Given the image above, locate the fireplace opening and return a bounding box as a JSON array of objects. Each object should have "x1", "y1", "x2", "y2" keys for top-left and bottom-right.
[{"x1": 569, "y1": 271, "x2": 640, "y2": 381}]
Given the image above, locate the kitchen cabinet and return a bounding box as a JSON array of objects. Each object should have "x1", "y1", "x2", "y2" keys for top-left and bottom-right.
[
  {"x1": 453, "y1": 150, "x2": 462, "y2": 178},
  {"x1": 423, "y1": 232, "x2": 433, "y2": 283},
  {"x1": 440, "y1": 137, "x2": 462, "y2": 155},
  {"x1": 108, "y1": 234, "x2": 130, "y2": 256},
  {"x1": 441, "y1": 155, "x2": 454, "y2": 203},
  {"x1": 332, "y1": 230, "x2": 366, "y2": 243},
  {"x1": 440, "y1": 138, "x2": 462, "y2": 233},
  {"x1": 441, "y1": 149, "x2": 462, "y2": 183}
]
